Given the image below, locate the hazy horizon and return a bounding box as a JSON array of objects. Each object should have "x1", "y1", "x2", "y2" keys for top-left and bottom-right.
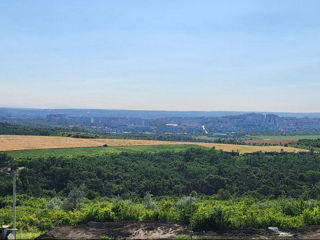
[
  {"x1": 1, "y1": 106, "x2": 320, "y2": 115},
  {"x1": 1, "y1": 0, "x2": 320, "y2": 112}
]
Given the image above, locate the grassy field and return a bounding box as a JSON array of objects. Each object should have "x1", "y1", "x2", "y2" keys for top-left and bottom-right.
[
  {"x1": 245, "y1": 135, "x2": 320, "y2": 145},
  {"x1": 0, "y1": 135, "x2": 307, "y2": 157},
  {"x1": 249, "y1": 135, "x2": 320, "y2": 140},
  {"x1": 194, "y1": 136, "x2": 219, "y2": 141},
  {"x1": 5, "y1": 145, "x2": 208, "y2": 160},
  {"x1": 245, "y1": 139, "x2": 298, "y2": 145}
]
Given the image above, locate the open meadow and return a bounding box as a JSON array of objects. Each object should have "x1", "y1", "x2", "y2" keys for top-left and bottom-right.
[
  {"x1": 4, "y1": 145, "x2": 208, "y2": 160},
  {"x1": 248, "y1": 134, "x2": 320, "y2": 140},
  {"x1": 245, "y1": 135, "x2": 320, "y2": 145},
  {"x1": 245, "y1": 139, "x2": 299, "y2": 145},
  {"x1": 0, "y1": 135, "x2": 307, "y2": 154}
]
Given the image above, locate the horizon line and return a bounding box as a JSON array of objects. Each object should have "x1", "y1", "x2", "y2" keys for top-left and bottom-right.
[{"x1": 1, "y1": 106, "x2": 320, "y2": 114}]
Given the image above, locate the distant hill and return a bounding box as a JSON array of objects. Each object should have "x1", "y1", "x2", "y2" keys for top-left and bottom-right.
[
  {"x1": 1, "y1": 107, "x2": 320, "y2": 119},
  {"x1": 0, "y1": 108, "x2": 245, "y2": 119},
  {"x1": 2, "y1": 108, "x2": 320, "y2": 135}
]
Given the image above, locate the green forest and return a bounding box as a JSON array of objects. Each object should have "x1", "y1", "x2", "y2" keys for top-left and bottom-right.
[
  {"x1": 0, "y1": 122, "x2": 101, "y2": 138},
  {"x1": 1, "y1": 147, "x2": 320, "y2": 236},
  {"x1": 290, "y1": 138, "x2": 320, "y2": 151},
  {"x1": 1, "y1": 149, "x2": 320, "y2": 199}
]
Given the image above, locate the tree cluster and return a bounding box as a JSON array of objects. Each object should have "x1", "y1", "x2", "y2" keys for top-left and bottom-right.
[{"x1": 1, "y1": 149, "x2": 320, "y2": 199}]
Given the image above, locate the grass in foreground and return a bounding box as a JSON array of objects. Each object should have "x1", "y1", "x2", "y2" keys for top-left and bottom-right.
[{"x1": 16, "y1": 231, "x2": 43, "y2": 240}]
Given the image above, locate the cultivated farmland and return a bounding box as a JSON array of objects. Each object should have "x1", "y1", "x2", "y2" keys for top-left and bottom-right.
[
  {"x1": 245, "y1": 139, "x2": 298, "y2": 145},
  {"x1": 0, "y1": 135, "x2": 307, "y2": 153}
]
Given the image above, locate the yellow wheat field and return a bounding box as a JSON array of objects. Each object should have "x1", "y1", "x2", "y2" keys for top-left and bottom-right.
[{"x1": 0, "y1": 135, "x2": 307, "y2": 154}]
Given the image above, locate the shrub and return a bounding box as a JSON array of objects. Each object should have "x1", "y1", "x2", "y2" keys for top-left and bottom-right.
[
  {"x1": 216, "y1": 189, "x2": 231, "y2": 200},
  {"x1": 143, "y1": 192, "x2": 157, "y2": 210},
  {"x1": 193, "y1": 205, "x2": 230, "y2": 231},
  {"x1": 280, "y1": 199, "x2": 304, "y2": 216},
  {"x1": 47, "y1": 197, "x2": 63, "y2": 210},
  {"x1": 111, "y1": 200, "x2": 145, "y2": 221},
  {"x1": 62, "y1": 185, "x2": 86, "y2": 210},
  {"x1": 175, "y1": 196, "x2": 192, "y2": 210},
  {"x1": 100, "y1": 236, "x2": 114, "y2": 240},
  {"x1": 175, "y1": 196, "x2": 195, "y2": 224},
  {"x1": 87, "y1": 190, "x2": 99, "y2": 200},
  {"x1": 97, "y1": 205, "x2": 115, "y2": 222},
  {"x1": 157, "y1": 199, "x2": 178, "y2": 222},
  {"x1": 303, "y1": 207, "x2": 320, "y2": 225}
]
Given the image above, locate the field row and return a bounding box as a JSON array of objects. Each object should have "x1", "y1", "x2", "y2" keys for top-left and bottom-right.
[{"x1": 0, "y1": 135, "x2": 307, "y2": 154}]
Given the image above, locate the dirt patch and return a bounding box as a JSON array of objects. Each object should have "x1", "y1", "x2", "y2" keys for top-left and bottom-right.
[
  {"x1": 36, "y1": 221, "x2": 187, "y2": 239},
  {"x1": 202, "y1": 226, "x2": 320, "y2": 239},
  {"x1": 36, "y1": 222, "x2": 320, "y2": 239},
  {"x1": 289, "y1": 225, "x2": 320, "y2": 239}
]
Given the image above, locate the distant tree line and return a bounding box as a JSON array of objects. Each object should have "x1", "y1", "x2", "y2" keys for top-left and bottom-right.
[
  {"x1": 249, "y1": 131, "x2": 320, "y2": 136},
  {"x1": 211, "y1": 138, "x2": 245, "y2": 145},
  {"x1": 0, "y1": 122, "x2": 219, "y2": 142},
  {"x1": 0, "y1": 122, "x2": 105, "y2": 138},
  {"x1": 290, "y1": 139, "x2": 320, "y2": 151},
  {"x1": 0, "y1": 122, "x2": 63, "y2": 136}
]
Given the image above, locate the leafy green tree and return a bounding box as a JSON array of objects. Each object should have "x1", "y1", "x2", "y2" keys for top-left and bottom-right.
[
  {"x1": 62, "y1": 184, "x2": 86, "y2": 210},
  {"x1": 47, "y1": 197, "x2": 63, "y2": 210},
  {"x1": 143, "y1": 192, "x2": 157, "y2": 210},
  {"x1": 0, "y1": 153, "x2": 14, "y2": 168}
]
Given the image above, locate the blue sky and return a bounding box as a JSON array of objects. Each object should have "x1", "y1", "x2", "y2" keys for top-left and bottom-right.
[{"x1": 1, "y1": 0, "x2": 320, "y2": 112}]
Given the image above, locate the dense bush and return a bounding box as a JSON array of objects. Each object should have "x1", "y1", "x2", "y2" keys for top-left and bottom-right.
[
  {"x1": 2, "y1": 196, "x2": 320, "y2": 232},
  {"x1": 291, "y1": 138, "x2": 320, "y2": 151},
  {"x1": 3, "y1": 149, "x2": 320, "y2": 199},
  {"x1": 193, "y1": 205, "x2": 230, "y2": 230}
]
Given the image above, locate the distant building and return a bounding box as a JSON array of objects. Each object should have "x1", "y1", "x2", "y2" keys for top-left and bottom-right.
[
  {"x1": 165, "y1": 123, "x2": 178, "y2": 127},
  {"x1": 46, "y1": 114, "x2": 67, "y2": 124},
  {"x1": 266, "y1": 114, "x2": 280, "y2": 127}
]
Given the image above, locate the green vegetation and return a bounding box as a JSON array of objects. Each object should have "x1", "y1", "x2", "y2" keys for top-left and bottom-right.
[
  {"x1": 4, "y1": 145, "x2": 207, "y2": 161},
  {"x1": 249, "y1": 134, "x2": 320, "y2": 140},
  {"x1": 195, "y1": 136, "x2": 245, "y2": 144},
  {"x1": 2, "y1": 144, "x2": 320, "y2": 235},
  {"x1": 0, "y1": 122, "x2": 102, "y2": 138},
  {"x1": 0, "y1": 122, "x2": 62, "y2": 136},
  {"x1": 1, "y1": 148, "x2": 320, "y2": 198},
  {"x1": 2, "y1": 195, "x2": 320, "y2": 233},
  {"x1": 290, "y1": 139, "x2": 320, "y2": 151},
  {"x1": 100, "y1": 236, "x2": 114, "y2": 240},
  {"x1": 0, "y1": 122, "x2": 216, "y2": 143},
  {"x1": 16, "y1": 231, "x2": 43, "y2": 240}
]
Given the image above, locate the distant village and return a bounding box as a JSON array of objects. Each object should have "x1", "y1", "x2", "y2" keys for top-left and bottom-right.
[{"x1": 46, "y1": 113, "x2": 320, "y2": 135}]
